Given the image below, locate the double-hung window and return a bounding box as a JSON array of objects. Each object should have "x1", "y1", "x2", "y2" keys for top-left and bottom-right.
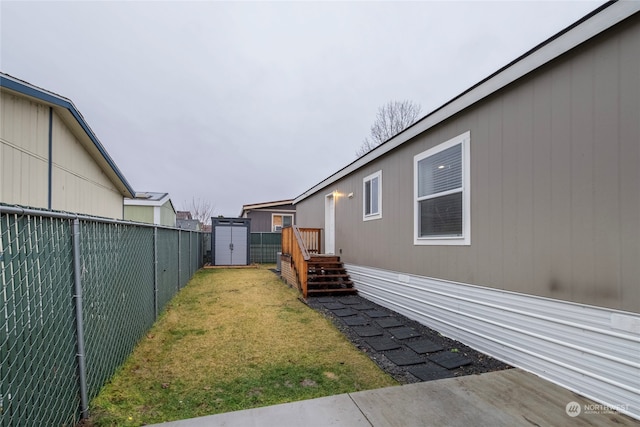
[
  {"x1": 414, "y1": 131, "x2": 470, "y2": 245},
  {"x1": 272, "y1": 214, "x2": 293, "y2": 232},
  {"x1": 363, "y1": 170, "x2": 382, "y2": 221}
]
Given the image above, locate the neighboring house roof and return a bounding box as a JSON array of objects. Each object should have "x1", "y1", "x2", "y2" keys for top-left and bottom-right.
[
  {"x1": 0, "y1": 72, "x2": 135, "y2": 198},
  {"x1": 294, "y1": 1, "x2": 640, "y2": 204},
  {"x1": 240, "y1": 199, "x2": 295, "y2": 217},
  {"x1": 176, "y1": 211, "x2": 193, "y2": 220},
  {"x1": 124, "y1": 192, "x2": 174, "y2": 210},
  {"x1": 176, "y1": 218, "x2": 200, "y2": 231}
]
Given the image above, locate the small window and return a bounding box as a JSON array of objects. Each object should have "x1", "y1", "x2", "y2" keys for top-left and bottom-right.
[
  {"x1": 414, "y1": 131, "x2": 470, "y2": 245},
  {"x1": 272, "y1": 214, "x2": 294, "y2": 232},
  {"x1": 363, "y1": 170, "x2": 382, "y2": 221}
]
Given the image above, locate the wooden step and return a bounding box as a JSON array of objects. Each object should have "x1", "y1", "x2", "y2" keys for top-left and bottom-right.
[
  {"x1": 305, "y1": 256, "x2": 357, "y2": 297},
  {"x1": 309, "y1": 256, "x2": 340, "y2": 262},
  {"x1": 308, "y1": 263, "x2": 343, "y2": 268},
  {"x1": 307, "y1": 288, "x2": 357, "y2": 295},
  {"x1": 307, "y1": 268, "x2": 347, "y2": 276},
  {"x1": 308, "y1": 278, "x2": 353, "y2": 285},
  {"x1": 308, "y1": 274, "x2": 350, "y2": 279}
]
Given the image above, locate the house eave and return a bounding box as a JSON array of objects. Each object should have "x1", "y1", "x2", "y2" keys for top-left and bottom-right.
[
  {"x1": 124, "y1": 193, "x2": 172, "y2": 207},
  {"x1": 240, "y1": 199, "x2": 294, "y2": 216}
]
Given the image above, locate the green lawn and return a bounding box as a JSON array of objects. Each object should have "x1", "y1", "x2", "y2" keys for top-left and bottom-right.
[{"x1": 88, "y1": 266, "x2": 398, "y2": 426}]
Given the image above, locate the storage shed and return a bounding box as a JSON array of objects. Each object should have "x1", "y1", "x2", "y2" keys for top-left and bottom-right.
[{"x1": 211, "y1": 218, "x2": 251, "y2": 266}]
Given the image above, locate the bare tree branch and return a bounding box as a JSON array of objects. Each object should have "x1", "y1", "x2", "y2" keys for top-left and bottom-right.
[
  {"x1": 185, "y1": 198, "x2": 215, "y2": 226},
  {"x1": 356, "y1": 100, "x2": 422, "y2": 157}
]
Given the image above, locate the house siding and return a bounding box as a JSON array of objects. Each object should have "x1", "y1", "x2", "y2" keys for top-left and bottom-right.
[
  {"x1": 1, "y1": 89, "x2": 126, "y2": 218},
  {"x1": 159, "y1": 201, "x2": 176, "y2": 227},
  {"x1": 243, "y1": 207, "x2": 296, "y2": 232},
  {"x1": 347, "y1": 264, "x2": 640, "y2": 420},
  {"x1": 123, "y1": 205, "x2": 154, "y2": 224},
  {"x1": 50, "y1": 111, "x2": 123, "y2": 218},
  {"x1": 296, "y1": 14, "x2": 640, "y2": 313},
  {"x1": 244, "y1": 210, "x2": 271, "y2": 232},
  {"x1": 1, "y1": 94, "x2": 49, "y2": 207}
]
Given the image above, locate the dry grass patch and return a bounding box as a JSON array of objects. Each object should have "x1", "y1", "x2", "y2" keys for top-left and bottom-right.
[{"x1": 89, "y1": 266, "x2": 397, "y2": 426}]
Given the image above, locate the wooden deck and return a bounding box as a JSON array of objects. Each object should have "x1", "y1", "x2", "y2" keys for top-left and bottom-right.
[{"x1": 281, "y1": 226, "x2": 356, "y2": 297}]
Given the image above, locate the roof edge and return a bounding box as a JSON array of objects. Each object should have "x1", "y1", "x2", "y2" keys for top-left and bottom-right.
[
  {"x1": 240, "y1": 199, "x2": 295, "y2": 216},
  {"x1": 124, "y1": 193, "x2": 172, "y2": 207}
]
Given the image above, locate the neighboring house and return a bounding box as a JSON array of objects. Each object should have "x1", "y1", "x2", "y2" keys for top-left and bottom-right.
[
  {"x1": 124, "y1": 192, "x2": 176, "y2": 227},
  {"x1": 240, "y1": 199, "x2": 296, "y2": 232},
  {"x1": 176, "y1": 210, "x2": 192, "y2": 220},
  {"x1": 177, "y1": 219, "x2": 201, "y2": 231},
  {"x1": 0, "y1": 73, "x2": 135, "y2": 218},
  {"x1": 292, "y1": 2, "x2": 639, "y2": 420},
  {"x1": 176, "y1": 210, "x2": 201, "y2": 230}
]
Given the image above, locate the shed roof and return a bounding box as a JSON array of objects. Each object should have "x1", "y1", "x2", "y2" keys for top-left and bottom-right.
[
  {"x1": 0, "y1": 72, "x2": 135, "y2": 198},
  {"x1": 294, "y1": 0, "x2": 640, "y2": 204}
]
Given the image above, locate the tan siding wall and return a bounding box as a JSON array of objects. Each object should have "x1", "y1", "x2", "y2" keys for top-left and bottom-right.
[
  {"x1": 1, "y1": 92, "x2": 124, "y2": 218},
  {"x1": 160, "y1": 201, "x2": 176, "y2": 227},
  {"x1": 297, "y1": 16, "x2": 640, "y2": 313},
  {"x1": 124, "y1": 205, "x2": 154, "y2": 224},
  {"x1": 0, "y1": 94, "x2": 49, "y2": 207},
  {"x1": 50, "y1": 112, "x2": 123, "y2": 218}
]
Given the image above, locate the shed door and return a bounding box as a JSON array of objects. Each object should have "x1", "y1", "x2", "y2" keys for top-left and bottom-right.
[
  {"x1": 214, "y1": 223, "x2": 249, "y2": 265},
  {"x1": 214, "y1": 226, "x2": 233, "y2": 265},
  {"x1": 230, "y1": 226, "x2": 247, "y2": 265}
]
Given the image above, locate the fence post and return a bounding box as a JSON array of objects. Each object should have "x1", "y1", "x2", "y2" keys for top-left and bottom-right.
[
  {"x1": 178, "y1": 231, "x2": 182, "y2": 290},
  {"x1": 153, "y1": 227, "x2": 158, "y2": 320},
  {"x1": 72, "y1": 218, "x2": 89, "y2": 419}
]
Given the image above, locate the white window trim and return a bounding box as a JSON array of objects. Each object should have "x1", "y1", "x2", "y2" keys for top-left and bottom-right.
[
  {"x1": 414, "y1": 131, "x2": 470, "y2": 246},
  {"x1": 363, "y1": 170, "x2": 382, "y2": 221},
  {"x1": 271, "y1": 213, "x2": 294, "y2": 232}
]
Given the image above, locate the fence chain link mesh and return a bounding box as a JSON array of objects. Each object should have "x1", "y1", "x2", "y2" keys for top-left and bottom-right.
[
  {"x1": 250, "y1": 232, "x2": 282, "y2": 263},
  {"x1": 0, "y1": 209, "x2": 204, "y2": 426}
]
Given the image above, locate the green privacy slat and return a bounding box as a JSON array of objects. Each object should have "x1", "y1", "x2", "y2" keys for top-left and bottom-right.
[
  {"x1": 0, "y1": 212, "x2": 205, "y2": 426},
  {"x1": 249, "y1": 233, "x2": 282, "y2": 263},
  {"x1": 0, "y1": 215, "x2": 78, "y2": 426}
]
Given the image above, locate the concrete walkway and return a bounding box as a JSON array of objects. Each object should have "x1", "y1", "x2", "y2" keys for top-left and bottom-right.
[{"x1": 148, "y1": 369, "x2": 636, "y2": 427}]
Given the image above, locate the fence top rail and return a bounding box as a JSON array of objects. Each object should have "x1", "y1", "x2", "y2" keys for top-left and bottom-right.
[{"x1": 0, "y1": 203, "x2": 206, "y2": 232}]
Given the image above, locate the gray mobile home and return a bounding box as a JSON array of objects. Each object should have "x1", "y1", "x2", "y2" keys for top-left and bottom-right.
[
  {"x1": 240, "y1": 199, "x2": 296, "y2": 232},
  {"x1": 292, "y1": 2, "x2": 639, "y2": 420}
]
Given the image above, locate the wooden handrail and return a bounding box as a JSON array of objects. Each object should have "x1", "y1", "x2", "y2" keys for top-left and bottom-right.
[
  {"x1": 293, "y1": 226, "x2": 310, "y2": 260},
  {"x1": 282, "y1": 225, "x2": 321, "y2": 298}
]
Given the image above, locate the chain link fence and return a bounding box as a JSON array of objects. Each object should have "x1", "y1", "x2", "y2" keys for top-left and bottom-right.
[
  {"x1": 0, "y1": 206, "x2": 204, "y2": 426},
  {"x1": 250, "y1": 232, "x2": 281, "y2": 263}
]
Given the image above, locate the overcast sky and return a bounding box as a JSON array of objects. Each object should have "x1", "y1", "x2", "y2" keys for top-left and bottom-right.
[{"x1": 1, "y1": 1, "x2": 603, "y2": 217}]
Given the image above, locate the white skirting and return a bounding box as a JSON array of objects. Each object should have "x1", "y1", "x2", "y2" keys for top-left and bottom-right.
[{"x1": 346, "y1": 264, "x2": 640, "y2": 420}]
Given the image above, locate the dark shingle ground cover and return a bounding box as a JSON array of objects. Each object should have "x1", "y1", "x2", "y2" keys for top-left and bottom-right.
[{"x1": 306, "y1": 294, "x2": 512, "y2": 384}]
